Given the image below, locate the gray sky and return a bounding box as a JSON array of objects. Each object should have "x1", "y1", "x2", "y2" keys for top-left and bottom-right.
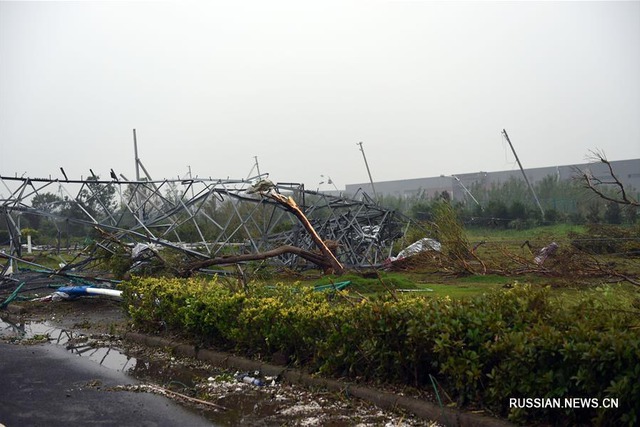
[{"x1": 1, "y1": 0, "x2": 639, "y2": 191}]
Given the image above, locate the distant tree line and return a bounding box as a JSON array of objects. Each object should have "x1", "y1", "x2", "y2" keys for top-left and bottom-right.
[{"x1": 377, "y1": 173, "x2": 638, "y2": 229}]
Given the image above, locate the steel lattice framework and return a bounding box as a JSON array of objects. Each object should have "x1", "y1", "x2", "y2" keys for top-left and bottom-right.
[{"x1": 1, "y1": 173, "x2": 414, "y2": 275}]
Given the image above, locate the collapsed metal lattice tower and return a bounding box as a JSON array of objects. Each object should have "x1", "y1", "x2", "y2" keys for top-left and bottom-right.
[{"x1": 1, "y1": 173, "x2": 414, "y2": 275}]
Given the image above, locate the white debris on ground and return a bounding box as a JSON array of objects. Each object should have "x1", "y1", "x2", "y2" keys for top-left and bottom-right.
[
  {"x1": 388, "y1": 237, "x2": 442, "y2": 263},
  {"x1": 195, "y1": 368, "x2": 430, "y2": 426}
]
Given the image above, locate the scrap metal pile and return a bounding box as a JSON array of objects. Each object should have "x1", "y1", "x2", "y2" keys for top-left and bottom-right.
[{"x1": 1, "y1": 173, "x2": 413, "y2": 283}]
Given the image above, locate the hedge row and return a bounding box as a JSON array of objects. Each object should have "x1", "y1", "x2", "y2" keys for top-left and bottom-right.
[{"x1": 121, "y1": 278, "x2": 639, "y2": 425}]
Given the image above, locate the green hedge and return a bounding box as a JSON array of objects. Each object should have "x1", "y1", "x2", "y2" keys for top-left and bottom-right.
[{"x1": 122, "y1": 278, "x2": 639, "y2": 425}]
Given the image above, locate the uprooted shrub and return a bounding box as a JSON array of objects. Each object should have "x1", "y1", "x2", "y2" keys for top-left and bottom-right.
[{"x1": 121, "y1": 278, "x2": 639, "y2": 426}]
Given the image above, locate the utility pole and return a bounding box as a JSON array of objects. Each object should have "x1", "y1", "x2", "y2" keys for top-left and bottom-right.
[
  {"x1": 501, "y1": 129, "x2": 545, "y2": 219},
  {"x1": 245, "y1": 156, "x2": 263, "y2": 182},
  {"x1": 133, "y1": 129, "x2": 141, "y2": 182},
  {"x1": 187, "y1": 165, "x2": 195, "y2": 198},
  {"x1": 131, "y1": 129, "x2": 154, "y2": 181},
  {"x1": 132, "y1": 129, "x2": 143, "y2": 222},
  {"x1": 357, "y1": 141, "x2": 377, "y2": 201},
  {"x1": 452, "y1": 175, "x2": 481, "y2": 209},
  {"x1": 254, "y1": 156, "x2": 261, "y2": 177}
]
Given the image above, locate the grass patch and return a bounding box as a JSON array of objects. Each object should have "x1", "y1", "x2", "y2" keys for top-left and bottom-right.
[
  {"x1": 410, "y1": 282, "x2": 500, "y2": 298},
  {"x1": 455, "y1": 273, "x2": 510, "y2": 285},
  {"x1": 309, "y1": 272, "x2": 508, "y2": 298},
  {"x1": 465, "y1": 224, "x2": 587, "y2": 242},
  {"x1": 408, "y1": 274, "x2": 505, "y2": 298},
  {"x1": 310, "y1": 272, "x2": 419, "y2": 294}
]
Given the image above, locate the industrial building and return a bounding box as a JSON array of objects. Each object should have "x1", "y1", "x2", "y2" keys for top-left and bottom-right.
[{"x1": 344, "y1": 159, "x2": 640, "y2": 203}]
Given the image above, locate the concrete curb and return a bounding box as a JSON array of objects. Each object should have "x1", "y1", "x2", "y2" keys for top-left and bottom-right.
[{"x1": 124, "y1": 332, "x2": 512, "y2": 427}]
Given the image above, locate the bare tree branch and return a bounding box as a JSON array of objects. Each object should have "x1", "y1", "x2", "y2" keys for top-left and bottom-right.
[{"x1": 576, "y1": 150, "x2": 639, "y2": 207}]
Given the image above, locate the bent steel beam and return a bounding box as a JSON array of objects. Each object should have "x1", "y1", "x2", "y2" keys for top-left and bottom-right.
[{"x1": 1, "y1": 173, "x2": 414, "y2": 275}]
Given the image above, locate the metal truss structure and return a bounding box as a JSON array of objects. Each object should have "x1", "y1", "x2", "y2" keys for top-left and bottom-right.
[{"x1": 1, "y1": 173, "x2": 414, "y2": 276}]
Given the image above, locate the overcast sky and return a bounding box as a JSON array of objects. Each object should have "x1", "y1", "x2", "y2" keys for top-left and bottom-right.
[{"x1": 1, "y1": 0, "x2": 639, "y2": 191}]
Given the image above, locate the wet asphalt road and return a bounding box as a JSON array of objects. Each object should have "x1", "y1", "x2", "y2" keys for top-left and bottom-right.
[{"x1": 0, "y1": 343, "x2": 214, "y2": 427}]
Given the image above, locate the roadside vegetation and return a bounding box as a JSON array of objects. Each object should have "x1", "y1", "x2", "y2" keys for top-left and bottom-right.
[{"x1": 121, "y1": 277, "x2": 638, "y2": 426}]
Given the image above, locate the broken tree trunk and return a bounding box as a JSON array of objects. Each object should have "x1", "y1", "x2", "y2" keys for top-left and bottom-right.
[
  {"x1": 268, "y1": 192, "x2": 345, "y2": 275},
  {"x1": 180, "y1": 245, "x2": 330, "y2": 276},
  {"x1": 181, "y1": 191, "x2": 345, "y2": 276}
]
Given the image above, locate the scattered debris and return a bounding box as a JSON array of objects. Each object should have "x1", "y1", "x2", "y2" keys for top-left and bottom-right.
[
  {"x1": 0, "y1": 282, "x2": 24, "y2": 309},
  {"x1": 313, "y1": 281, "x2": 351, "y2": 292},
  {"x1": 235, "y1": 371, "x2": 265, "y2": 386},
  {"x1": 391, "y1": 238, "x2": 442, "y2": 263},
  {"x1": 534, "y1": 242, "x2": 559, "y2": 265},
  {"x1": 52, "y1": 285, "x2": 122, "y2": 301}
]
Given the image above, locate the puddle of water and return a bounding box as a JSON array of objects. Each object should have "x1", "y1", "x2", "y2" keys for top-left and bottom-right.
[
  {"x1": 0, "y1": 315, "x2": 139, "y2": 372},
  {"x1": 1, "y1": 314, "x2": 425, "y2": 426},
  {"x1": 1, "y1": 314, "x2": 216, "y2": 393},
  {"x1": 0, "y1": 315, "x2": 206, "y2": 386}
]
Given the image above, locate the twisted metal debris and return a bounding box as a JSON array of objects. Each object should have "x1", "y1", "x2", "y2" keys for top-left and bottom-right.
[{"x1": 1, "y1": 173, "x2": 413, "y2": 277}]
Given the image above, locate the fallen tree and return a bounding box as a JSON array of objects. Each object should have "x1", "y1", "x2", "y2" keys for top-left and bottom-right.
[
  {"x1": 267, "y1": 190, "x2": 344, "y2": 275},
  {"x1": 179, "y1": 244, "x2": 332, "y2": 277}
]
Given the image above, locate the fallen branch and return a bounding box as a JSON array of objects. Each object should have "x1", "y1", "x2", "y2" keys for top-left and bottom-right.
[
  {"x1": 588, "y1": 254, "x2": 640, "y2": 287},
  {"x1": 115, "y1": 384, "x2": 228, "y2": 411},
  {"x1": 180, "y1": 245, "x2": 329, "y2": 277},
  {"x1": 607, "y1": 274, "x2": 640, "y2": 287}
]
